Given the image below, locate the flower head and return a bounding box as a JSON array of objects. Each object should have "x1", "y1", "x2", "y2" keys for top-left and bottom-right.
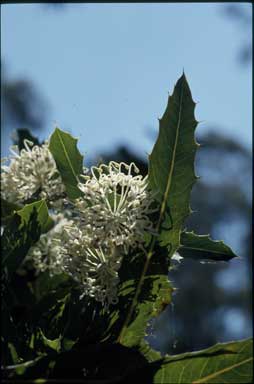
[
  {"x1": 52, "y1": 222, "x2": 122, "y2": 307},
  {"x1": 50, "y1": 222, "x2": 121, "y2": 308},
  {"x1": 1, "y1": 140, "x2": 65, "y2": 205},
  {"x1": 68, "y1": 246, "x2": 121, "y2": 308},
  {"x1": 75, "y1": 161, "x2": 154, "y2": 253},
  {"x1": 26, "y1": 214, "x2": 72, "y2": 275},
  {"x1": 27, "y1": 214, "x2": 121, "y2": 308},
  {"x1": 12, "y1": 157, "x2": 156, "y2": 309}
]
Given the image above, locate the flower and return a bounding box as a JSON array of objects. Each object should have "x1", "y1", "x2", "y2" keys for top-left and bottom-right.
[
  {"x1": 66, "y1": 246, "x2": 121, "y2": 308},
  {"x1": 51, "y1": 219, "x2": 122, "y2": 307},
  {"x1": 75, "y1": 161, "x2": 154, "y2": 253},
  {"x1": 1, "y1": 140, "x2": 65, "y2": 205},
  {"x1": 27, "y1": 214, "x2": 121, "y2": 308},
  {"x1": 26, "y1": 214, "x2": 72, "y2": 275},
  {"x1": 14, "y1": 159, "x2": 156, "y2": 308},
  {"x1": 171, "y1": 252, "x2": 183, "y2": 263}
]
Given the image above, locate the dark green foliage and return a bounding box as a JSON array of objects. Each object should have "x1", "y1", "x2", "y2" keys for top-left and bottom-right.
[
  {"x1": 148, "y1": 73, "x2": 199, "y2": 256},
  {"x1": 179, "y1": 231, "x2": 238, "y2": 261},
  {"x1": 153, "y1": 338, "x2": 253, "y2": 383},
  {"x1": 2, "y1": 203, "x2": 44, "y2": 275},
  {"x1": 49, "y1": 127, "x2": 84, "y2": 199},
  {"x1": 102, "y1": 246, "x2": 173, "y2": 348},
  {"x1": 1, "y1": 198, "x2": 22, "y2": 225}
]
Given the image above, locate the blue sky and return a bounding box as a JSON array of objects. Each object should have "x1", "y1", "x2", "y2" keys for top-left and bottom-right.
[{"x1": 1, "y1": 3, "x2": 252, "y2": 162}]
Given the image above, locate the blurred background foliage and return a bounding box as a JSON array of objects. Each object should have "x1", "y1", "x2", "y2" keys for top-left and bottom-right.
[
  {"x1": 1, "y1": 3, "x2": 252, "y2": 355},
  {"x1": 222, "y1": 4, "x2": 251, "y2": 65}
]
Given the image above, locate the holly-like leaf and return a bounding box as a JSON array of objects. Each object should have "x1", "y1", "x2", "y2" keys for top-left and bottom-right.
[
  {"x1": 138, "y1": 339, "x2": 162, "y2": 363},
  {"x1": 179, "y1": 231, "x2": 238, "y2": 261},
  {"x1": 148, "y1": 73, "x2": 199, "y2": 257},
  {"x1": 16, "y1": 200, "x2": 54, "y2": 233},
  {"x1": 49, "y1": 127, "x2": 83, "y2": 199},
  {"x1": 103, "y1": 248, "x2": 173, "y2": 349},
  {"x1": 114, "y1": 74, "x2": 197, "y2": 347},
  {"x1": 111, "y1": 74, "x2": 199, "y2": 347},
  {"x1": 1, "y1": 200, "x2": 52, "y2": 274},
  {"x1": 118, "y1": 275, "x2": 172, "y2": 348},
  {"x1": 152, "y1": 338, "x2": 253, "y2": 383}
]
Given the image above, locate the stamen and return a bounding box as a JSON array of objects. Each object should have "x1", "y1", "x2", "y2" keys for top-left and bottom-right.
[{"x1": 1, "y1": 140, "x2": 65, "y2": 206}]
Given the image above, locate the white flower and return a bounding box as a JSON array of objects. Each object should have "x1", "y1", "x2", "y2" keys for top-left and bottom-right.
[
  {"x1": 14, "y1": 158, "x2": 157, "y2": 308},
  {"x1": 27, "y1": 214, "x2": 121, "y2": 308},
  {"x1": 67, "y1": 246, "x2": 121, "y2": 308},
  {"x1": 171, "y1": 252, "x2": 183, "y2": 263},
  {"x1": 26, "y1": 214, "x2": 72, "y2": 275},
  {"x1": 75, "y1": 161, "x2": 155, "y2": 253},
  {"x1": 1, "y1": 140, "x2": 65, "y2": 205},
  {"x1": 52, "y1": 222, "x2": 121, "y2": 307}
]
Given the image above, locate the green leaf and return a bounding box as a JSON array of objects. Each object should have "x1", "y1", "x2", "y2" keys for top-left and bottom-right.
[
  {"x1": 102, "y1": 248, "x2": 173, "y2": 349},
  {"x1": 16, "y1": 200, "x2": 54, "y2": 233},
  {"x1": 152, "y1": 338, "x2": 253, "y2": 383},
  {"x1": 119, "y1": 275, "x2": 172, "y2": 348},
  {"x1": 179, "y1": 231, "x2": 238, "y2": 261},
  {"x1": 148, "y1": 73, "x2": 199, "y2": 257},
  {"x1": 49, "y1": 127, "x2": 83, "y2": 199},
  {"x1": 114, "y1": 74, "x2": 197, "y2": 348},
  {"x1": 61, "y1": 338, "x2": 76, "y2": 352},
  {"x1": 1, "y1": 200, "x2": 52, "y2": 274},
  {"x1": 139, "y1": 339, "x2": 162, "y2": 362},
  {"x1": 8, "y1": 342, "x2": 22, "y2": 364},
  {"x1": 39, "y1": 329, "x2": 61, "y2": 353},
  {"x1": 30, "y1": 271, "x2": 69, "y2": 302},
  {"x1": 25, "y1": 277, "x2": 72, "y2": 346}
]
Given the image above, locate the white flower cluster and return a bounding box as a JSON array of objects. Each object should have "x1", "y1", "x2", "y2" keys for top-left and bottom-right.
[
  {"x1": 1, "y1": 140, "x2": 65, "y2": 206},
  {"x1": 64, "y1": 161, "x2": 155, "y2": 307},
  {"x1": 26, "y1": 215, "x2": 123, "y2": 307},
  {"x1": 76, "y1": 162, "x2": 154, "y2": 253},
  {"x1": 26, "y1": 213, "x2": 71, "y2": 275},
  {"x1": 2, "y1": 139, "x2": 155, "y2": 308}
]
